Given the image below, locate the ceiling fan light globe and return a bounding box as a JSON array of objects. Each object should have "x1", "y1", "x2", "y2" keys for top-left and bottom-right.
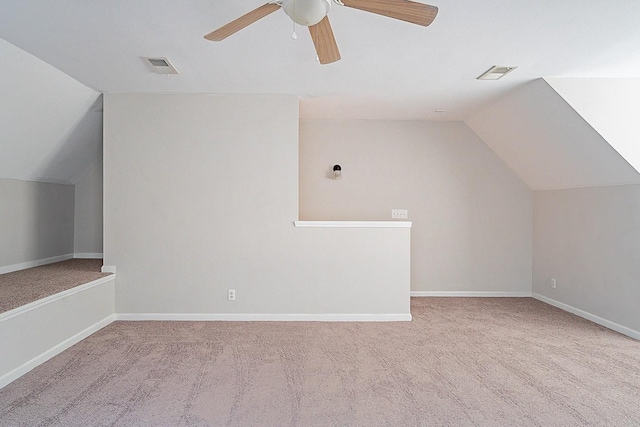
[{"x1": 282, "y1": 0, "x2": 331, "y2": 26}]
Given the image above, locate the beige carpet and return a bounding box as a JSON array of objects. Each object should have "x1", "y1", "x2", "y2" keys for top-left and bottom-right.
[
  {"x1": 0, "y1": 259, "x2": 109, "y2": 314},
  {"x1": 1, "y1": 298, "x2": 639, "y2": 426}
]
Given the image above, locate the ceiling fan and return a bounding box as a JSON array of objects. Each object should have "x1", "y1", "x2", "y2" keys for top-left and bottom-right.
[{"x1": 204, "y1": 0, "x2": 438, "y2": 65}]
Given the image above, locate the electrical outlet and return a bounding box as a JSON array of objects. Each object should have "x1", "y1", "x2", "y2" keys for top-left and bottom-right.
[
  {"x1": 228, "y1": 289, "x2": 236, "y2": 301},
  {"x1": 551, "y1": 278, "x2": 557, "y2": 289},
  {"x1": 392, "y1": 209, "x2": 408, "y2": 219}
]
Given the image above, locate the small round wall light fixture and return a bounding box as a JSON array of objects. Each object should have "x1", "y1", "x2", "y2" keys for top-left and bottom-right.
[{"x1": 333, "y1": 164, "x2": 342, "y2": 180}]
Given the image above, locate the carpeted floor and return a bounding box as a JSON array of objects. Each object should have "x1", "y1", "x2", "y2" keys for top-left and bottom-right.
[
  {"x1": 0, "y1": 259, "x2": 108, "y2": 314},
  {"x1": 0, "y1": 298, "x2": 639, "y2": 426}
]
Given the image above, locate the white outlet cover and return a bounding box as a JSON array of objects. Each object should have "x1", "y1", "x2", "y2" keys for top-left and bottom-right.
[{"x1": 392, "y1": 209, "x2": 408, "y2": 219}]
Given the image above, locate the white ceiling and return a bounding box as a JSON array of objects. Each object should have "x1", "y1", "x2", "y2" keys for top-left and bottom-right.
[{"x1": 1, "y1": 0, "x2": 640, "y2": 120}]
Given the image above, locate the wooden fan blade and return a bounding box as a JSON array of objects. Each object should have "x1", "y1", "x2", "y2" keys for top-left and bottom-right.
[
  {"x1": 308, "y1": 16, "x2": 341, "y2": 65},
  {"x1": 204, "y1": 3, "x2": 280, "y2": 41},
  {"x1": 340, "y1": 0, "x2": 438, "y2": 27}
]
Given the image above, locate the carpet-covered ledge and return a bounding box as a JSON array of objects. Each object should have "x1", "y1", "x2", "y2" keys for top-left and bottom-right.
[
  {"x1": 0, "y1": 260, "x2": 116, "y2": 389},
  {"x1": 0, "y1": 259, "x2": 111, "y2": 314}
]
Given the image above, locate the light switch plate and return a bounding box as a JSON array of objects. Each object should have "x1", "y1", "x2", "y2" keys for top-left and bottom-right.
[{"x1": 392, "y1": 209, "x2": 408, "y2": 219}]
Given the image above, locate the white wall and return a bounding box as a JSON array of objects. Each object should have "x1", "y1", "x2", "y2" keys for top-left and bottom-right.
[
  {"x1": 533, "y1": 185, "x2": 640, "y2": 334},
  {"x1": 0, "y1": 179, "x2": 74, "y2": 271},
  {"x1": 74, "y1": 161, "x2": 103, "y2": 256},
  {"x1": 466, "y1": 77, "x2": 640, "y2": 336},
  {"x1": 465, "y1": 79, "x2": 640, "y2": 191},
  {"x1": 299, "y1": 119, "x2": 532, "y2": 293},
  {"x1": 103, "y1": 94, "x2": 410, "y2": 317},
  {"x1": 0, "y1": 38, "x2": 102, "y2": 271}
]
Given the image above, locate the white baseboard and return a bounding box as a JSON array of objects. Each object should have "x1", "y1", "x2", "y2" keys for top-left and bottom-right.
[
  {"x1": 101, "y1": 265, "x2": 116, "y2": 274},
  {"x1": 0, "y1": 314, "x2": 116, "y2": 389},
  {"x1": 74, "y1": 253, "x2": 104, "y2": 259},
  {"x1": 411, "y1": 291, "x2": 532, "y2": 297},
  {"x1": 532, "y1": 293, "x2": 640, "y2": 340},
  {"x1": 0, "y1": 253, "x2": 74, "y2": 275},
  {"x1": 117, "y1": 313, "x2": 412, "y2": 322}
]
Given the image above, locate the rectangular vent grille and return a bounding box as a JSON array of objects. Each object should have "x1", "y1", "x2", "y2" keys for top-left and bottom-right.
[
  {"x1": 477, "y1": 65, "x2": 517, "y2": 80},
  {"x1": 148, "y1": 58, "x2": 169, "y2": 67},
  {"x1": 144, "y1": 57, "x2": 179, "y2": 75}
]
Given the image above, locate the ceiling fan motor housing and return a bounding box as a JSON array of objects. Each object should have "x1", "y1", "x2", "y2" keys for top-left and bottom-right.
[{"x1": 282, "y1": 0, "x2": 331, "y2": 26}]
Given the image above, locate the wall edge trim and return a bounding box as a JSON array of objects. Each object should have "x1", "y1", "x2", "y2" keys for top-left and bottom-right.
[
  {"x1": 116, "y1": 313, "x2": 412, "y2": 322},
  {"x1": 101, "y1": 265, "x2": 116, "y2": 274},
  {"x1": 532, "y1": 293, "x2": 640, "y2": 340},
  {"x1": 0, "y1": 253, "x2": 74, "y2": 275},
  {"x1": 0, "y1": 275, "x2": 116, "y2": 322},
  {"x1": 0, "y1": 314, "x2": 116, "y2": 389},
  {"x1": 74, "y1": 253, "x2": 104, "y2": 259},
  {"x1": 294, "y1": 221, "x2": 412, "y2": 228},
  {"x1": 411, "y1": 291, "x2": 532, "y2": 297}
]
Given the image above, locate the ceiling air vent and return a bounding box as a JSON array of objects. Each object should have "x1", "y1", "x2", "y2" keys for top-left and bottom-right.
[
  {"x1": 144, "y1": 57, "x2": 179, "y2": 75},
  {"x1": 477, "y1": 66, "x2": 517, "y2": 80}
]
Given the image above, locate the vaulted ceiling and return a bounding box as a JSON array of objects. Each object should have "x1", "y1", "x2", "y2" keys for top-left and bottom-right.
[
  {"x1": 1, "y1": 0, "x2": 640, "y2": 120},
  {"x1": 466, "y1": 79, "x2": 640, "y2": 191},
  {"x1": 0, "y1": 39, "x2": 102, "y2": 184},
  {"x1": 1, "y1": 1, "x2": 640, "y2": 187}
]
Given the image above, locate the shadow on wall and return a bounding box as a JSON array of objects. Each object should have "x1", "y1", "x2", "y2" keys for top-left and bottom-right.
[
  {"x1": 38, "y1": 95, "x2": 104, "y2": 185},
  {"x1": 0, "y1": 179, "x2": 74, "y2": 268},
  {"x1": 33, "y1": 182, "x2": 75, "y2": 261}
]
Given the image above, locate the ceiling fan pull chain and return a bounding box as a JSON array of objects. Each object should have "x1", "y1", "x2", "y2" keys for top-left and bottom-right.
[
  {"x1": 314, "y1": 24, "x2": 319, "y2": 61},
  {"x1": 291, "y1": 0, "x2": 298, "y2": 39}
]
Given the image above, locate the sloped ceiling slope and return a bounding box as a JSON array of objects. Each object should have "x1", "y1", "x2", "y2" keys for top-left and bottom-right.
[
  {"x1": 0, "y1": 38, "x2": 102, "y2": 185},
  {"x1": 546, "y1": 78, "x2": 640, "y2": 175},
  {"x1": 465, "y1": 79, "x2": 640, "y2": 191},
  {"x1": 2, "y1": 1, "x2": 640, "y2": 121}
]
